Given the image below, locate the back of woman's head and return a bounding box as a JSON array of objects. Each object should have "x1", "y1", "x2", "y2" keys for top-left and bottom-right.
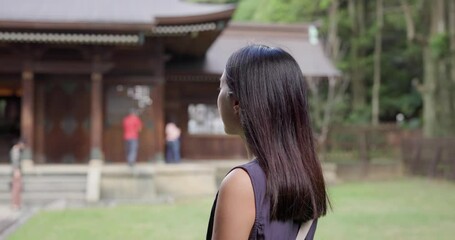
[{"x1": 225, "y1": 44, "x2": 328, "y2": 222}]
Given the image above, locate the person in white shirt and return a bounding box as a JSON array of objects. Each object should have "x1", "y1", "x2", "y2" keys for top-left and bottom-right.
[
  {"x1": 165, "y1": 121, "x2": 181, "y2": 163},
  {"x1": 10, "y1": 139, "x2": 24, "y2": 210}
]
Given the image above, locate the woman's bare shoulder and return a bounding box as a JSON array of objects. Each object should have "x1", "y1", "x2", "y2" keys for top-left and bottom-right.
[{"x1": 212, "y1": 168, "x2": 255, "y2": 239}]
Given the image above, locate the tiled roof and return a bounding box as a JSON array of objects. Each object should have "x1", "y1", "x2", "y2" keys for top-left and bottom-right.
[{"x1": 0, "y1": 0, "x2": 235, "y2": 31}]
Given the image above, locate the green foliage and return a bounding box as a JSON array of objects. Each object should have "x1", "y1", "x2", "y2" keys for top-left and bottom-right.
[
  {"x1": 429, "y1": 33, "x2": 450, "y2": 59},
  {"x1": 400, "y1": 117, "x2": 421, "y2": 130},
  {"x1": 197, "y1": 0, "x2": 427, "y2": 125},
  {"x1": 232, "y1": 0, "x2": 260, "y2": 21},
  {"x1": 345, "y1": 106, "x2": 372, "y2": 124},
  {"x1": 319, "y1": 0, "x2": 333, "y2": 9},
  {"x1": 233, "y1": 0, "x2": 320, "y2": 22},
  {"x1": 253, "y1": 0, "x2": 300, "y2": 23}
]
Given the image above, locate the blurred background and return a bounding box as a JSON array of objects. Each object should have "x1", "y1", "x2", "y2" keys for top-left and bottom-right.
[{"x1": 0, "y1": 0, "x2": 454, "y2": 239}]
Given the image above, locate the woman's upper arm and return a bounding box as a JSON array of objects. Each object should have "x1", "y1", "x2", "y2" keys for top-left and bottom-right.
[{"x1": 212, "y1": 168, "x2": 255, "y2": 240}]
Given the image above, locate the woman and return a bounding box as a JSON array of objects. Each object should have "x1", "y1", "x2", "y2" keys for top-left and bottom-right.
[
  {"x1": 165, "y1": 120, "x2": 181, "y2": 163},
  {"x1": 207, "y1": 45, "x2": 329, "y2": 239}
]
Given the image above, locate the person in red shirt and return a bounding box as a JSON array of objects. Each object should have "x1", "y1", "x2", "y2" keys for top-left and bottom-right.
[{"x1": 123, "y1": 109, "x2": 143, "y2": 166}]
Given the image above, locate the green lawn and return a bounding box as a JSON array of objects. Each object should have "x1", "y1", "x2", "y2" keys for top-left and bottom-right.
[
  {"x1": 318, "y1": 179, "x2": 455, "y2": 240},
  {"x1": 9, "y1": 178, "x2": 455, "y2": 240}
]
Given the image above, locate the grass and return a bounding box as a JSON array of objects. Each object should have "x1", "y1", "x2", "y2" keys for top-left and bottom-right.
[
  {"x1": 318, "y1": 179, "x2": 455, "y2": 240},
  {"x1": 8, "y1": 199, "x2": 214, "y2": 240},
  {"x1": 9, "y1": 178, "x2": 455, "y2": 240}
]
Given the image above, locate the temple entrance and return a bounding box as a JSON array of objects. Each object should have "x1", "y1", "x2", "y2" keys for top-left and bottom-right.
[
  {"x1": 0, "y1": 96, "x2": 21, "y2": 163},
  {"x1": 103, "y1": 83, "x2": 161, "y2": 163},
  {"x1": 0, "y1": 76, "x2": 21, "y2": 163},
  {"x1": 35, "y1": 75, "x2": 90, "y2": 163}
]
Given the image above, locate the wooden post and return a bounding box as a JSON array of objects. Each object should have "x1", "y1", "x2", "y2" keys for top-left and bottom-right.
[
  {"x1": 35, "y1": 79, "x2": 46, "y2": 163},
  {"x1": 155, "y1": 41, "x2": 166, "y2": 162},
  {"x1": 153, "y1": 83, "x2": 165, "y2": 162},
  {"x1": 413, "y1": 139, "x2": 422, "y2": 174},
  {"x1": 358, "y1": 128, "x2": 370, "y2": 177},
  {"x1": 90, "y1": 72, "x2": 104, "y2": 162},
  {"x1": 428, "y1": 144, "x2": 442, "y2": 178},
  {"x1": 451, "y1": 140, "x2": 455, "y2": 180},
  {"x1": 21, "y1": 70, "x2": 34, "y2": 164}
]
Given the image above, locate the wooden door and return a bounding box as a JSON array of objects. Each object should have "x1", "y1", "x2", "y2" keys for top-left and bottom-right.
[
  {"x1": 103, "y1": 83, "x2": 162, "y2": 163},
  {"x1": 36, "y1": 76, "x2": 90, "y2": 163}
]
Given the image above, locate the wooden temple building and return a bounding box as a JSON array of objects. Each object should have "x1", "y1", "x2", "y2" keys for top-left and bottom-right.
[{"x1": 0, "y1": 0, "x2": 339, "y2": 164}]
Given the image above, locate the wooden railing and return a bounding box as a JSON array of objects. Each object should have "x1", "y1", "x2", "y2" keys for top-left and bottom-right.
[
  {"x1": 402, "y1": 137, "x2": 455, "y2": 180},
  {"x1": 181, "y1": 134, "x2": 248, "y2": 160},
  {"x1": 324, "y1": 124, "x2": 417, "y2": 163}
]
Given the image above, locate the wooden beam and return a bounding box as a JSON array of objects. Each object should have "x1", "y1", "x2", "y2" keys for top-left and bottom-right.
[
  {"x1": 0, "y1": 59, "x2": 114, "y2": 74},
  {"x1": 105, "y1": 75, "x2": 163, "y2": 84},
  {"x1": 35, "y1": 61, "x2": 114, "y2": 74},
  {"x1": 113, "y1": 58, "x2": 160, "y2": 71}
]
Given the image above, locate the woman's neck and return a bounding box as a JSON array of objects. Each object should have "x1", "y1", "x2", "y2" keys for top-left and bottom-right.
[{"x1": 240, "y1": 136, "x2": 255, "y2": 160}]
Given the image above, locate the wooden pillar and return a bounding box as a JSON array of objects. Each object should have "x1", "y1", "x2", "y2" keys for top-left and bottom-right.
[
  {"x1": 35, "y1": 80, "x2": 46, "y2": 163},
  {"x1": 90, "y1": 72, "x2": 104, "y2": 161},
  {"x1": 153, "y1": 83, "x2": 165, "y2": 161},
  {"x1": 155, "y1": 40, "x2": 166, "y2": 161},
  {"x1": 21, "y1": 70, "x2": 34, "y2": 163}
]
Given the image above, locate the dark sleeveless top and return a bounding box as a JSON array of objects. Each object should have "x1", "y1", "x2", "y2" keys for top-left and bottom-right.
[{"x1": 206, "y1": 160, "x2": 318, "y2": 240}]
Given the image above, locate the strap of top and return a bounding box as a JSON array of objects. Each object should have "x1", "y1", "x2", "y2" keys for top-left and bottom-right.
[{"x1": 232, "y1": 160, "x2": 266, "y2": 239}]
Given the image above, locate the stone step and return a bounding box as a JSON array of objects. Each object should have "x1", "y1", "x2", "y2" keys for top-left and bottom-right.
[
  {"x1": 0, "y1": 194, "x2": 10, "y2": 203},
  {"x1": 0, "y1": 190, "x2": 85, "y2": 197},
  {"x1": 0, "y1": 177, "x2": 11, "y2": 184},
  {"x1": 24, "y1": 191, "x2": 85, "y2": 199},
  {"x1": 22, "y1": 175, "x2": 86, "y2": 182},
  {"x1": 0, "y1": 179, "x2": 86, "y2": 194},
  {"x1": 4, "y1": 178, "x2": 86, "y2": 189},
  {"x1": 0, "y1": 172, "x2": 88, "y2": 206},
  {"x1": 23, "y1": 182, "x2": 86, "y2": 192},
  {"x1": 0, "y1": 191, "x2": 85, "y2": 203},
  {"x1": 0, "y1": 182, "x2": 10, "y2": 192}
]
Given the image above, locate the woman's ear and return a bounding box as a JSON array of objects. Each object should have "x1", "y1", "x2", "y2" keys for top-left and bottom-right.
[
  {"x1": 233, "y1": 100, "x2": 240, "y2": 114},
  {"x1": 229, "y1": 92, "x2": 240, "y2": 114}
]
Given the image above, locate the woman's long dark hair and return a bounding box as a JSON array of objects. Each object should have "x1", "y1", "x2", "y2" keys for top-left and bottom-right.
[{"x1": 225, "y1": 44, "x2": 328, "y2": 222}]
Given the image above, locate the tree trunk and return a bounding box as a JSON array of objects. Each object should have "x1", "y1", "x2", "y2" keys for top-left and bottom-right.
[
  {"x1": 400, "y1": 0, "x2": 415, "y2": 41},
  {"x1": 399, "y1": 0, "x2": 427, "y2": 44},
  {"x1": 422, "y1": 0, "x2": 443, "y2": 137},
  {"x1": 451, "y1": 0, "x2": 455, "y2": 88},
  {"x1": 451, "y1": 0, "x2": 455, "y2": 86},
  {"x1": 445, "y1": 0, "x2": 455, "y2": 135},
  {"x1": 321, "y1": 77, "x2": 337, "y2": 143},
  {"x1": 401, "y1": 0, "x2": 454, "y2": 136},
  {"x1": 307, "y1": 77, "x2": 322, "y2": 131},
  {"x1": 372, "y1": 0, "x2": 383, "y2": 126},
  {"x1": 327, "y1": 0, "x2": 340, "y2": 60},
  {"x1": 349, "y1": 0, "x2": 366, "y2": 111},
  {"x1": 318, "y1": 0, "x2": 340, "y2": 162},
  {"x1": 431, "y1": 0, "x2": 454, "y2": 136},
  {"x1": 422, "y1": 46, "x2": 437, "y2": 137}
]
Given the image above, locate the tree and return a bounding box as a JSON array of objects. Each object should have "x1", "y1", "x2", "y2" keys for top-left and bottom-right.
[
  {"x1": 400, "y1": 0, "x2": 455, "y2": 137},
  {"x1": 348, "y1": 0, "x2": 368, "y2": 113},
  {"x1": 203, "y1": 0, "x2": 455, "y2": 135},
  {"x1": 371, "y1": 0, "x2": 383, "y2": 125}
]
